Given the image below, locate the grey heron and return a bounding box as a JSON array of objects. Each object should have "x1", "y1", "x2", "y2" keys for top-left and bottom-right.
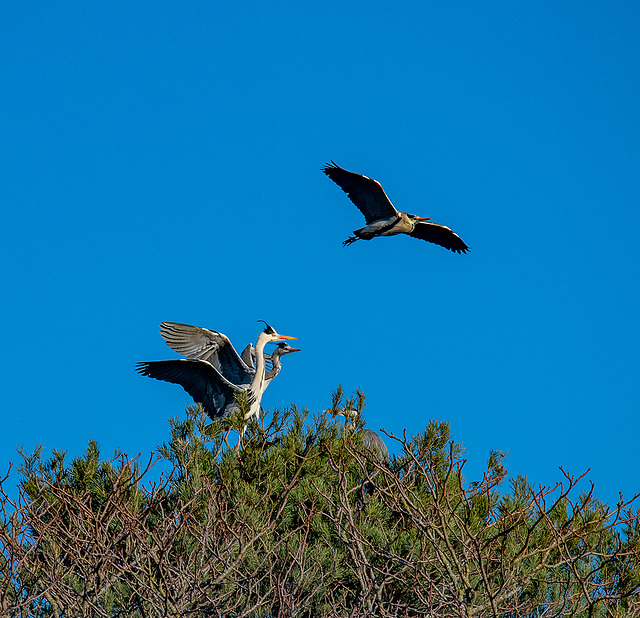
[
  {"x1": 158, "y1": 321, "x2": 299, "y2": 384},
  {"x1": 136, "y1": 322, "x2": 297, "y2": 423},
  {"x1": 322, "y1": 161, "x2": 469, "y2": 253},
  {"x1": 328, "y1": 408, "x2": 390, "y2": 464}
]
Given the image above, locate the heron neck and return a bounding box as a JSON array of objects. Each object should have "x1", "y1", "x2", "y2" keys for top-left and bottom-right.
[
  {"x1": 265, "y1": 354, "x2": 282, "y2": 381},
  {"x1": 251, "y1": 334, "x2": 269, "y2": 393},
  {"x1": 400, "y1": 211, "x2": 415, "y2": 230}
]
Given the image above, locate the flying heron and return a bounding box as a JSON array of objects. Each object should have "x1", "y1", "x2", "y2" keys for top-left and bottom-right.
[
  {"x1": 136, "y1": 322, "x2": 297, "y2": 424},
  {"x1": 158, "y1": 321, "x2": 299, "y2": 385},
  {"x1": 322, "y1": 161, "x2": 469, "y2": 253}
]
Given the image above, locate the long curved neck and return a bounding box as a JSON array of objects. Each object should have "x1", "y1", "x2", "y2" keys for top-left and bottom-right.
[
  {"x1": 250, "y1": 333, "x2": 269, "y2": 394},
  {"x1": 264, "y1": 352, "x2": 282, "y2": 382}
]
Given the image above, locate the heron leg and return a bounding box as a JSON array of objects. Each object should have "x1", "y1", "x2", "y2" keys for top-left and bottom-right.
[
  {"x1": 343, "y1": 235, "x2": 359, "y2": 246},
  {"x1": 236, "y1": 424, "x2": 246, "y2": 452},
  {"x1": 223, "y1": 427, "x2": 232, "y2": 450}
]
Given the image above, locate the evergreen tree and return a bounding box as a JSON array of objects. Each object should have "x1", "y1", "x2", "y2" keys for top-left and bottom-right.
[{"x1": 1, "y1": 396, "x2": 638, "y2": 617}]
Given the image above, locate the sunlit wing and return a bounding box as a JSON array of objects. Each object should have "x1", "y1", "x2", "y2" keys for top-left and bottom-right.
[
  {"x1": 160, "y1": 322, "x2": 253, "y2": 384},
  {"x1": 409, "y1": 221, "x2": 469, "y2": 253},
  {"x1": 322, "y1": 161, "x2": 398, "y2": 224}
]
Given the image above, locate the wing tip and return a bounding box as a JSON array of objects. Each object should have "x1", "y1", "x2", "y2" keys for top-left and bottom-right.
[
  {"x1": 135, "y1": 361, "x2": 151, "y2": 375},
  {"x1": 321, "y1": 160, "x2": 340, "y2": 174}
]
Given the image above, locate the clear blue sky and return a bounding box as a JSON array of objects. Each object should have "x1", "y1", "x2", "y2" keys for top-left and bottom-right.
[{"x1": 1, "y1": 2, "x2": 638, "y2": 507}]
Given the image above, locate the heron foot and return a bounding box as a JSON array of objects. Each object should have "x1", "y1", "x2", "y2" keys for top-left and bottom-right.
[{"x1": 343, "y1": 235, "x2": 358, "y2": 247}]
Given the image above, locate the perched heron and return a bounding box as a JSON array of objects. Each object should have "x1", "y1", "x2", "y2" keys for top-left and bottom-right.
[
  {"x1": 329, "y1": 408, "x2": 390, "y2": 464},
  {"x1": 322, "y1": 161, "x2": 469, "y2": 253},
  {"x1": 158, "y1": 321, "x2": 299, "y2": 384},
  {"x1": 136, "y1": 322, "x2": 297, "y2": 423}
]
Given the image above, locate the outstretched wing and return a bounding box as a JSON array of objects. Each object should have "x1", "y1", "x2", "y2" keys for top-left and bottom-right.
[
  {"x1": 135, "y1": 359, "x2": 241, "y2": 420},
  {"x1": 240, "y1": 343, "x2": 255, "y2": 368},
  {"x1": 409, "y1": 221, "x2": 469, "y2": 254},
  {"x1": 159, "y1": 322, "x2": 253, "y2": 384},
  {"x1": 322, "y1": 161, "x2": 398, "y2": 224}
]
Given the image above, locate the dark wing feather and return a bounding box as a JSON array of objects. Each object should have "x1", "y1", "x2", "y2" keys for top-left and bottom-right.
[
  {"x1": 136, "y1": 359, "x2": 240, "y2": 420},
  {"x1": 160, "y1": 322, "x2": 253, "y2": 384},
  {"x1": 409, "y1": 221, "x2": 469, "y2": 253},
  {"x1": 322, "y1": 161, "x2": 398, "y2": 223},
  {"x1": 240, "y1": 343, "x2": 255, "y2": 368}
]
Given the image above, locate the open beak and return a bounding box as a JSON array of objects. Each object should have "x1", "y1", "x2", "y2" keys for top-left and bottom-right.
[{"x1": 277, "y1": 335, "x2": 297, "y2": 340}]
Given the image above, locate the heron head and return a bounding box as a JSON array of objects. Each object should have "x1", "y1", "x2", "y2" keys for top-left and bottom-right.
[
  {"x1": 272, "y1": 342, "x2": 301, "y2": 357},
  {"x1": 257, "y1": 320, "x2": 297, "y2": 343},
  {"x1": 325, "y1": 407, "x2": 358, "y2": 421}
]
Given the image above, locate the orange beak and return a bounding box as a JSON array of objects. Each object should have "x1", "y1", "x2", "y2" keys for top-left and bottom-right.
[
  {"x1": 277, "y1": 335, "x2": 297, "y2": 340},
  {"x1": 416, "y1": 216, "x2": 431, "y2": 221}
]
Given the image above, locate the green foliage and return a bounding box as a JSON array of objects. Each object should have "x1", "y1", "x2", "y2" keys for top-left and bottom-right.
[{"x1": 1, "y1": 398, "x2": 639, "y2": 617}]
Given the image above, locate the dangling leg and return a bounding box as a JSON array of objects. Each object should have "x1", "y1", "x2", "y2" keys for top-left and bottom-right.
[
  {"x1": 236, "y1": 424, "x2": 247, "y2": 451},
  {"x1": 223, "y1": 427, "x2": 232, "y2": 450}
]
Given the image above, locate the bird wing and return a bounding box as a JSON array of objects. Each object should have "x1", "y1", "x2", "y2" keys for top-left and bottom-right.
[
  {"x1": 240, "y1": 343, "x2": 255, "y2": 367},
  {"x1": 135, "y1": 359, "x2": 241, "y2": 420},
  {"x1": 409, "y1": 221, "x2": 469, "y2": 253},
  {"x1": 322, "y1": 161, "x2": 398, "y2": 224},
  {"x1": 160, "y1": 322, "x2": 254, "y2": 384}
]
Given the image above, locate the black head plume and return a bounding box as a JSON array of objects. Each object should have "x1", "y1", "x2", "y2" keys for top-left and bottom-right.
[{"x1": 257, "y1": 319, "x2": 276, "y2": 335}]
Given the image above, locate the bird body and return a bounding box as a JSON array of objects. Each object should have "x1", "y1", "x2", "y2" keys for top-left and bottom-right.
[
  {"x1": 321, "y1": 161, "x2": 469, "y2": 253},
  {"x1": 349, "y1": 211, "x2": 419, "y2": 243},
  {"x1": 329, "y1": 408, "x2": 390, "y2": 463},
  {"x1": 137, "y1": 323, "x2": 297, "y2": 422},
  {"x1": 359, "y1": 428, "x2": 390, "y2": 464}
]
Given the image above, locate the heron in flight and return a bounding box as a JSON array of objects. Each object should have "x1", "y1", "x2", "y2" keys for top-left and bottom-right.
[
  {"x1": 158, "y1": 321, "x2": 299, "y2": 385},
  {"x1": 322, "y1": 161, "x2": 469, "y2": 253},
  {"x1": 329, "y1": 408, "x2": 390, "y2": 464},
  {"x1": 136, "y1": 322, "x2": 297, "y2": 424}
]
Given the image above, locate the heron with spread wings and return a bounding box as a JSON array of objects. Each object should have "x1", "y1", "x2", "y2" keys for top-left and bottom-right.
[
  {"x1": 136, "y1": 322, "x2": 297, "y2": 423},
  {"x1": 157, "y1": 321, "x2": 299, "y2": 386},
  {"x1": 322, "y1": 161, "x2": 469, "y2": 253}
]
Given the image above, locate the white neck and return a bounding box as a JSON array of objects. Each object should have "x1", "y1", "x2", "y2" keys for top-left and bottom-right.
[{"x1": 247, "y1": 332, "x2": 270, "y2": 418}]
